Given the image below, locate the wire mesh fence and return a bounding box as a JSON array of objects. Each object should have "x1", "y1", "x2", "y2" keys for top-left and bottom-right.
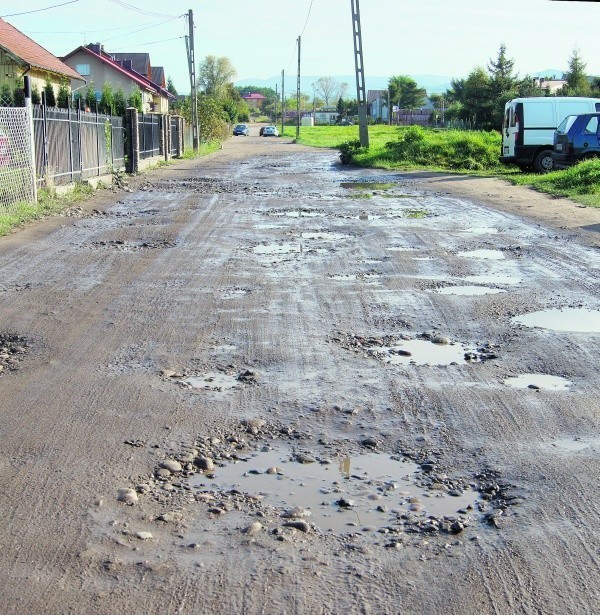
[{"x1": 0, "y1": 106, "x2": 36, "y2": 213}]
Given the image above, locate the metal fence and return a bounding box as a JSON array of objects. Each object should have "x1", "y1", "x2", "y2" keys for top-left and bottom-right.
[
  {"x1": 0, "y1": 106, "x2": 36, "y2": 212},
  {"x1": 138, "y1": 112, "x2": 161, "y2": 159},
  {"x1": 33, "y1": 105, "x2": 124, "y2": 186}
]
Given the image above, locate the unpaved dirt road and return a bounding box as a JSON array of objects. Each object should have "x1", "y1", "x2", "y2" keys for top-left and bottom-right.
[{"x1": 1, "y1": 134, "x2": 599, "y2": 615}]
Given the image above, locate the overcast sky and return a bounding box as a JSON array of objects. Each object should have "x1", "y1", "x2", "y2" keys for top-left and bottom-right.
[{"x1": 3, "y1": 0, "x2": 599, "y2": 93}]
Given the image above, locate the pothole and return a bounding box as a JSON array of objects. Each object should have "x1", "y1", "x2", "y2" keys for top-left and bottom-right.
[
  {"x1": 464, "y1": 274, "x2": 522, "y2": 285},
  {"x1": 512, "y1": 308, "x2": 600, "y2": 333},
  {"x1": 190, "y1": 451, "x2": 479, "y2": 534},
  {"x1": 267, "y1": 208, "x2": 326, "y2": 218},
  {"x1": 503, "y1": 374, "x2": 573, "y2": 391},
  {"x1": 341, "y1": 182, "x2": 395, "y2": 190},
  {"x1": 221, "y1": 287, "x2": 252, "y2": 299},
  {"x1": 253, "y1": 243, "x2": 299, "y2": 255},
  {"x1": 89, "y1": 239, "x2": 175, "y2": 251},
  {"x1": 330, "y1": 332, "x2": 497, "y2": 366},
  {"x1": 0, "y1": 332, "x2": 29, "y2": 375},
  {"x1": 458, "y1": 249, "x2": 505, "y2": 260},
  {"x1": 545, "y1": 437, "x2": 600, "y2": 453},
  {"x1": 301, "y1": 232, "x2": 351, "y2": 242},
  {"x1": 162, "y1": 368, "x2": 258, "y2": 392},
  {"x1": 433, "y1": 286, "x2": 506, "y2": 296}
]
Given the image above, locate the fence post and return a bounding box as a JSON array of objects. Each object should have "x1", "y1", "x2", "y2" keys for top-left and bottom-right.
[
  {"x1": 67, "y1": 104, "x2": 74, "y2": 182},
  {"x1": 125, "y1": 107, "x2": 139, "y2": 174},
  {"x1": 162, "y1": 114, "x2": 169, "y2": 161},
  {"x1": 77, "y1": 102, "x2": 83, "y2": 180},
  {"x1": 177, "y1": 117, "x2": 183, "y2": 157},
  {"x1": 23, "y1": 76, "x2": 37, "y2": 203},
  {"x1": 41, "y1": 92, "x2": 49, "y2": 185}
]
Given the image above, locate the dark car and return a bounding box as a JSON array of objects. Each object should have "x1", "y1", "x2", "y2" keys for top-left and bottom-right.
[
  {"x1": 233, "y1": 123, "x2": 249, "y2": 136},
  {"x1": 553, "y1": 113, "x2": 600, "y2": 169}
]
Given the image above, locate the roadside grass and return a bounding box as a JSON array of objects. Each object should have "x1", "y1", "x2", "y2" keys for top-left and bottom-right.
[
  {"x1": 284, "y1": 124, "x2": 600, "y2": 207},
  {"x1": 0, "y1": 141, "x2": 224, "y2": 236},
  {"x1": 0, "y1": 182, "x2": 95, "y2": 236}
]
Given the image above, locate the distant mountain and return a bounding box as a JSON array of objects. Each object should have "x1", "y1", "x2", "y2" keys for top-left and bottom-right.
[
  {"x1": 530, "y1": 69, "x2": 565, "y2": 79},
  {"x1": 235, "y1": 74, "x2": 453, "y2": 96}
]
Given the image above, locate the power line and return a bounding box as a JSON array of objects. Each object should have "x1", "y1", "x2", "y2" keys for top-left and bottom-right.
[
  {"x1": 1, "y1": 0, "x2": 81, "y2": 18},
  {"x1": 26, "y1": 22, "x2": 160, "y2": 34},
  {"x1": 109, "y1": 35, "x2": 184, "y2": 50},
  {"x1": 300, "y1": 0, "x2": 315, "y2": 37},
  {"x1": 101, "y1": 16, "x2": 181, "y2": 42},
  {"x1": 106, "y1": 0, "x2": 180, "y2": 19}
]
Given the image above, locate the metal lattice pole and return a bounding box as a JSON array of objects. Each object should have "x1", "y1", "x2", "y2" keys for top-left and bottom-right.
[{"x1": 351, "y1": 0, "x2": 369, "y2": 148}]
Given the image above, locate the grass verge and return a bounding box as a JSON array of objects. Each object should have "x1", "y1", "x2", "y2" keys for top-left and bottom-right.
[
  {"x1": 285, "y1": 124, "x2": 600, "y2": 207},
  {"x1": 0, "y1": 140, "x2": 224, "y2": 236}
]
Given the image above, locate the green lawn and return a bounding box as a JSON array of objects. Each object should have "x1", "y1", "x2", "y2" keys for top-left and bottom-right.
[{"x1": 283, "y1": 124, "x2": 600, "y2": 208}]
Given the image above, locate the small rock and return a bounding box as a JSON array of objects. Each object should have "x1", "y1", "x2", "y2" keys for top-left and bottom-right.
[
  {"x1": 194, "y1": 456, "x2": 215, "y2": 471},
  {"x1": 281, "y1": 507, "x2": 311, "y2": 519},
  {"x1": 336, "y1": 498, "x2": 356, "y2": 508},
  {"x1": 431, "y1": 335, "x2": 450, "y2": 345},
  {"x1": 282, "y1": 520, "x2": 310, "y2": 533},
  {"x1": 294, "y1": 453, "x2": 316, "y2": 464},
  {"x1": 361, "y1": 437, "x2": 378, "y2": 449},
  {"x1": 159, "y1": 511, "x2": 183, "y2": 523},
  {"x1": 117, "y1": 488, "x2": 138, "y2": 505},
  {"x1": 136, "y1": 531, "x2": 153, "y2": 540},
  {"x1": 242, "y1": 522, "x2": 263, "y2": 535},
  {"x1": 160, "y1": 460, "x2": 183, "y2": 473}
]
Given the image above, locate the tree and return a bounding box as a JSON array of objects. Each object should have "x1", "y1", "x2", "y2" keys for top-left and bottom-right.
[
  {"x1": 487, "y1": 44, "x2": 520, "y2": 129},
  {"x1": 31, "y1": 84, "x2": 41, "y2": 105},
  {"x1": 388, "y1": 75, "x2": 426, "y2": 110},
  {"x1": 560, "y1": 48, "x2": 590, "y2": 96},
  {"x1": 57, "y1": 80, "x2": 70, "y2": 108},
  {"x1": 167, "y1": 76, "x2": 177, "y2": 96},
  {"x1": 44, "y1": 79, "x2": 56, "y2": 107},
  {"x1": 114, "y1": 88, "x2": 127, "y2": 116},
  {"x1": 314, "y1": 77, "x2": 348, "y2": 107},
  {"x1": 99, "y1": 82, "x2": 114, "y2": 114},
  {"x1": 85, "y1": 86, "x2": 97, "y2": 111},
  {"x1": 127, "y1": 87, "x2": 143, "y2": 113},
  {"x1": 198, "y1": 55, "x2": 237, "y2": 98}
]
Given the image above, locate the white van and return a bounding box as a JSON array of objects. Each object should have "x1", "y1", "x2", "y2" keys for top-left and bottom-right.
[{"x1": 500, "y1": 97, "x2": 600, "y2": 172}]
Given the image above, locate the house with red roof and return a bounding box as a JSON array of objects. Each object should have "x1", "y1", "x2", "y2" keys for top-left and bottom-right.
[
  {"x1": 242, "y1": 92, "x2": 266, "y2": 109},
  {"x1": 0, "y1": 17, "x2": 84, "y2": 100},
  {"x1": 62, "y1": 44, "x2": 173, "y2": 113}
]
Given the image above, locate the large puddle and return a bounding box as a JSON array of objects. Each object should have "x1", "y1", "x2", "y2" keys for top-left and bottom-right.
[
  {"x1": 464, "y1": 274, "x2": 522, "y2": 285},
  {"x1": 504, "y1": 374, "x2": 573, "y2": 391},
  {"x1": 378, "y1": 340, "x2": 476, "y2": 366},
  {"x1": 191, "y1": 452, "x2": 477, "y2": 533},
  {"x1": 458, "y1": 249, "x2": 505, "y2": 260},
  {"x1": 513, "y1": 308, "x2": 600, "y2": 333},
  {"x1": 301, "y1": 232, "x2": 350, "y2": 241},
  {"x1": 180, "y1": 373, "x2": 240, "y2": 391},
  {"x1": 433, "y1": 285, "x2": 506, "y2": 296}
]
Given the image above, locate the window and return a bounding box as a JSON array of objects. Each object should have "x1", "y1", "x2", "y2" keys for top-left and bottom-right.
[
  {"x1": 75, "y1": 64, "x2": 90, "y2": 76},
  {"x1": 584, "y1": 116, "x2": 599, "y2": 135}
]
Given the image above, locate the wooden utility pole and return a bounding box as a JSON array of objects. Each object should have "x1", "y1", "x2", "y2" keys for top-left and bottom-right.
[
  {"x1": 296, "y1": 36, "x2": 301, "y2": 139},
  {"x1": 351, "y1": 0, "x2": 369, "y2": 148},
  {"x1": 186, "y1": 9, "x2": 199, "y2": 151}
]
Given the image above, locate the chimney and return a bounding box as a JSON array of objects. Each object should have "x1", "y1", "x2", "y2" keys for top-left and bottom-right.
[
  {"x1": 123, "y1": 60, "x2": 133, "y2": 71},
  {"x1": 88, "y1": 43, "x2": 102, "y2": 55}
]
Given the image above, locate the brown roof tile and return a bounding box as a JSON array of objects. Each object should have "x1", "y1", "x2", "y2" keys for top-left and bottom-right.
[{"x1": 0, "y1": 18, "x2": 83, "y2": 81}]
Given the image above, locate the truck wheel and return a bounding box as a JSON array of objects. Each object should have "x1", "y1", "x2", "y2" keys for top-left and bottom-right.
[{"x1": 533, "y1": 149, "x2": 554, "y2": 173}]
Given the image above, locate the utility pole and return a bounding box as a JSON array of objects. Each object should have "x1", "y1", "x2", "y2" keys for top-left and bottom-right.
[
  {"x1": 275, "y1": 83, "x2": 278, "y2": 125},
  {"x1": 351, "y1": 0, "x2": 369, "y2": 148},
  {"x1": 296, "y1": 36, "x2": 301, "y2": 140},
  {"x1": 281, "y1": 69, "x2": 285, "y2": 136},
  {"x1": 186, "y1": 9, "x2": 199, "y2": 151}
]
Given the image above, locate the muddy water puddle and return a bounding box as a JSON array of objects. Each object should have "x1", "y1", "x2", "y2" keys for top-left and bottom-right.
[
  {"x1": 301, "y1": 232, "x2": 351, "y2": 242},
  {"x1": 462, "y1": 227, "x2": 499, "y2": 235},
  {"x1": 377, "y1": 340, "x2": 476, "y2": 366},
  {"x1": 546, "y1": 437, "x2": 600, "y2": 453},
  {"x1": 191, "y1": 452, "x2": 478, "y2": 533},
  {"x1": 458, "y1": 249, "x2": 505, "y2": 260},
  {"x1": 341, "y1": 182, "x2": 396, "y2": 191},
  {"x1": 433, "y1": 285, "x2": 506, "y2": 296},
  {"x1": 268, "y1": 209, "x2": 327, "y2": 218},
  {"x1": 504, "y1": 374, "x2": 573, "y2": 391},
  {"x1": 464, "y1": 274, "x2": 522, "y2": 285},
  {"x1": 180, "y1": 373, "x2": 241, "y2": 391},
  {"x1": 513, "y1": 308, "x2": 600, "y2": 333}
]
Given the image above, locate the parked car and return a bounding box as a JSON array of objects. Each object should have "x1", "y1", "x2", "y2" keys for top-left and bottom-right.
[
  {"x1": 553, "y1": 113, "x2": 600, "y2": 169},
  {"x1": 233, "y1": 124, "x2": 249, "y2": 136},
  {"x1": 262, "y1": 126, "x2": 279, "y2": 137},
  {"x1": 338, "y1": 119, "x2": 354, "y2": 126},
  {"x1": 500, "y1": 97, "x2": 600, "y2": 172}
]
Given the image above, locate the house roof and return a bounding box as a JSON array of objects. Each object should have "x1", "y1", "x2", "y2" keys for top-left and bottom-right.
[
  {"x1": 0, "y1": 18, "x2": 83, "y2": 81},
  {"x1": 151, "y1": 66, "x2": 165, "y2": 89},
  {"x1": 367, "y1": 90, "x2": 387, "y2": 104},
  {"x1": 111, "y1": 53, "x2": 151, "y2": 78},
  {"x1": 243, "y1": 93, "x2": 266, "y2": 100},
  {"x1": 62, "y1": 45, "x2": 158, "y2": 94}
]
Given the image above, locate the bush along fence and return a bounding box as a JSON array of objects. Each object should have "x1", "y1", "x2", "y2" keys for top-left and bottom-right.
[{"x1": 0, "y1": 77, "x2": 186, "y2": 212}]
